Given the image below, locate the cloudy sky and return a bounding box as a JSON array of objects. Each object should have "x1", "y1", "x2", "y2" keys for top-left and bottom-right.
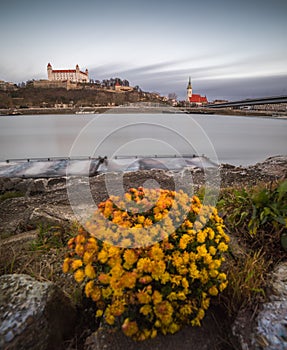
[{"x1": 0, "y1": 0, "x2": 286, "y2": 100}]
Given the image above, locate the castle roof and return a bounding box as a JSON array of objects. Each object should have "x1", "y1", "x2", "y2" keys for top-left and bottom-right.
[{"x1": 51, "y1": 69, "x2": 88, "y2": 76}]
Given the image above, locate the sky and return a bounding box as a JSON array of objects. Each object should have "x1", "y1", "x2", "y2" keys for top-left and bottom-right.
[{"x1": 0, "y1": 0, "x2": 287, "y2": 101}]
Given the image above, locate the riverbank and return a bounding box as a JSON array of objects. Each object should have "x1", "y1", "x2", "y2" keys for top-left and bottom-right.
[{"x1": 1, "y1": 105, "x2": 286, "y2": 118}]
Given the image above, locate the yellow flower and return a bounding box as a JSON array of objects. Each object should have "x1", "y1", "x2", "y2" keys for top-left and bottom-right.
[
  {"x1": 179, "y1": 304, "x2": 193, "y2": 316},
  {"x1": 154, "y1": 300, "x2": 174, "y2": 326},
  {"x1": 137, "y1": 257, "x2": 152, "y2": 273},
  {"x1": 154, "y1": 213, "x2": 163, "y2": 222},
  {"x1": 96, "y1": 309, "x2": 103, "y2": 318},
  {"x1": 197, "y1": 230, "x2": 207, "y2": 243},
  {"x1": 152, "y1": 290, "x2": 163, "y2": 304},
  {"x1": 151, "y1": 260, "x2": 166, "y2": 280},
  {"x1": 203, "y1": 253, "x2": 213, "y2": 265},
  {"x1": 167, "y1": 292, "x2": 178, "y2": 301},
  {"x1": 62, "y1": 258, "x2": 71, "y2": 273},
  {"x1": 177, "y1": 291, "x2": 187, "y2": 301},
  {"x1": 71, "y1": 259, "x2": 83, "y2": 271},
  {"x1": 105, "y1": 313, "x2": 115, "y2": 325},
  {"x1": 144, "y1": 218, "x2": 153, "y2": 227},
  {"x1": 168, "y1": 322, "x2": 180, "y2": 334},
  {"x1": 209, "y1": 269, "x2": 219, "y2": 278},
  {"x1": 197, "y1": 308, "x2": 205, "y2": 321},
  {"x1": 209, "y1": 246, "x2": 217, "y2": 256},
  {"x1": 208, "y1": 285, "x2": 219, "y2": 296},
  {"x1": 85, "y1": 264, "x2": 96, "y2": 279},
  {"x1": 139, "y1": 275, "x2": 153, "y2": 284},
  {"x1": 213, "y1": 259, "x2": 222, "y2": 269},
  {"x1": 91, "y1": 286, "x2": 102, "y2": 301},
  {"x1": 219, "y1": 281, "x2": 228, "y2": 292},
  {"x1": 137, "y1": 290, "x2": 152, "y2": 304},
  {"x1": 98, "y1": 249, "x2": 108, "y2": 263},
  {"x1": 201, "y1": 296, "x2": 210, "y2": 310},
  {"x1": 199, "y1": 268, "x2": 209, "y2": 284},
  {"x1": 189, "y1": 263, "x2": 200, "y2": 280},
  {"x1": 196, "y1": 245, "x2": 207, "y2": 258},
  {"x1": 102, "y1": 287, "x2": 113, "y2": 299},
  {"x1": 179, "y1": 234, "x2": 191, "y2": 250},
  {"x1": 218, "y1": 242, "x2": 228, "y2": 252},
  {"x1": 120, "y1": 272, "x2": 137, "y2": 289},
  {"x1": 137, "y1": 215, "x2": 145, "y2": 224},
  {"x1": 150, "y1": 244, "x2": 164, "y2": 261},
  {"x1": 98, "y1": 273, "x2": 110, "y2": 284},
  {"x1": 123, "y1": 249, "x2": 138, "y2": 268},
  {"x1": 151, "y1": 328, "x2": 157, "y2": 338},
  {"x1": 83, "y1": 251, "x2": 93, "y2": 265},
  {"x1": 218, "y1": 272, "x2": 227, "y2": 281},
  {"x1": 74, "y1": 269, "x2": 85, "y2": 283},
  {"x1": 110, "y1": 300, "x2": 126, "y2": 316},
  {"x1": 85, "y1": 280, "x2": 94, "y2": 298},
  {"x1": 122, "y1": 318, "x2": 139, "y2": 337},
  {"x1": 181, "y1": 277, "x2": 189, "y2": 290},
  {"x1": 140, "y1": 304, "x2": 152, "y2": 316}
]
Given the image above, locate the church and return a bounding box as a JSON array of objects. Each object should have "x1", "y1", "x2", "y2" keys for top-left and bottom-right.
[
  {"x1": 186, "y1": 77, "x2": 208, "y2": 105},
  {"x1": 47, "y1": 63, "x2": 89, "y2": 83}
]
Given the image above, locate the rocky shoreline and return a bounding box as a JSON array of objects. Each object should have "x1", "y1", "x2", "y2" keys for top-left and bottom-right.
[{"x1": 0, "y1": 155, "x2": 286, "y2": 239}]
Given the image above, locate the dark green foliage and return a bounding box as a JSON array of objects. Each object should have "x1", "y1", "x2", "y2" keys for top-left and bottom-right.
[{"x1": 218, "y1": 180, "x2": 287, "y2": 263}]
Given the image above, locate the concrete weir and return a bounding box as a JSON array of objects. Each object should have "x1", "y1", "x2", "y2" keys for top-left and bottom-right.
[{"x1": 0, "y1": 155, "x2": 217, "y2": 178}]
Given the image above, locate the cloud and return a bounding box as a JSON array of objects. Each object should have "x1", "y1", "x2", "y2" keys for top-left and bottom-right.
[{"x1": 88, "y1": 55, "x2": 287, "y2": 101}]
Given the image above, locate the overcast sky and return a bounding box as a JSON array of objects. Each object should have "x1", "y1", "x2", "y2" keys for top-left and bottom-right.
[{"x1": 0, "y1": 0, "x2": 286, "y2": 100}]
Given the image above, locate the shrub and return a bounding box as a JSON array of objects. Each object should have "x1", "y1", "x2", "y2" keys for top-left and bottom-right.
[
  {"x1": 63, "y1": 187, "x2": 229, "y2": 341},
  {"x1": 218, "y1": 180, "x2": 287, "y2": 262}
]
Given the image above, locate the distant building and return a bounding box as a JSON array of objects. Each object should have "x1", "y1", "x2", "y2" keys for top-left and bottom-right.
[
  {"x1": 47, "y1": 63, "x2": 89, "y2": 83},
  {"x1": 0, "y1": 80, "x2": 17, "y2": 91},
  {"x1": 114, "y1": 81, "x2": 133, "y2": 92},
  {"x1": 186, "y1": 77, "x2": 208, "y2": 105}
]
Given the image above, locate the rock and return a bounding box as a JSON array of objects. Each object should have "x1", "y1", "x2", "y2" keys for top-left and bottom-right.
[
  {"x1": 233, "y1": 262, "x2": 287, "y2": 350},
  {"x1": 251, "y1": 262, "x2": 287, "y2": 350},
  {"x1": 0, "y1": 274, "x2": 76, "y2": 350},
  {"x1": 0, "y1": 197, "x2": 34, "y2": 237},
  {"x1": 29, "y1": 205, "x2": 77, "y2": 228},
  {"x1": 27, "y1": 178, "x2": 48, "y2": 194}
]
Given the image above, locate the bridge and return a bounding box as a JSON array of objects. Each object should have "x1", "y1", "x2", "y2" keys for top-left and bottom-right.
[{"x1": 206, "y1": 95, "x2": 287, "y2": 108}]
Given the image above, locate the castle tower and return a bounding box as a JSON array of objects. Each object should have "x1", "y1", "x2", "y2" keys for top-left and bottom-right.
[
  {"x1": 186, "y1": 76, "x2": 192, "y2": 102},
  {"x1": 47, "y1": 63, "x2": 52, "y2": 80}
]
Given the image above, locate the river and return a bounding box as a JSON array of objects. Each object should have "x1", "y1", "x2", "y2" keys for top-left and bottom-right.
[{"x1": 0, "y1": 113, "x2": 286, "y2": 166}]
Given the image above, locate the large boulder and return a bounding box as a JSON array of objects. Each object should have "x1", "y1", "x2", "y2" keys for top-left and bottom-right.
[
  {"x1": 0, "y1": 274, "x2": 76, "y2": 350},
  {"x1": 233, "y1": 262, "x2": 287, "y2": 350},
  {"x1": 251, "y1": 262, "x2": 287, "y2": 350}
]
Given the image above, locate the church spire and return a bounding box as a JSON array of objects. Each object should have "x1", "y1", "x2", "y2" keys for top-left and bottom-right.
[
  {"x1": 186, "y1": 77, "x2": 192, "y2": 101},
  {"x1": 187, "y1": 76, "x2": 192, "y2": 89}
]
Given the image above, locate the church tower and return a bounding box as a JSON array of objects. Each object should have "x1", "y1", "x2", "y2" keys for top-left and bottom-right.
[{"x1": 186, "y1": 77, "x2": 192, "y2": 102}]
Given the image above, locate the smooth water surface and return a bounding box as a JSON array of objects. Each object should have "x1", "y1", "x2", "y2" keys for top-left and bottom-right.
[{"x1": 0, "y1": 113, "x2": 286, "y2": 166}]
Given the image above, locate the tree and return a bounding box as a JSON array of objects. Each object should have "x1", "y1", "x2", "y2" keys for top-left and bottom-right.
[{"x1": 168, "y1": 92, "x2": 177, "y2": 101}]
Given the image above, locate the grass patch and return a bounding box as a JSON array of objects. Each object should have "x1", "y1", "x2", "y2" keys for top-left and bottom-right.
[
  {"x1": 0, "y1": 191, "x2": 24, "y2": 202},
  {"x1": 222, "y1": 249, "x2": 271, "y2": 317}
]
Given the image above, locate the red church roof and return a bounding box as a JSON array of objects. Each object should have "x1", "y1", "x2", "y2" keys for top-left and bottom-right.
[{"x1": 189, "y1": 94, "x2": 208, "y2": 103}]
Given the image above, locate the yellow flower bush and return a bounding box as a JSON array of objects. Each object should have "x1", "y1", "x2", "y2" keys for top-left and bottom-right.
[{"x1": 63, "y1": 187, "x2": 229, "y2": 341}]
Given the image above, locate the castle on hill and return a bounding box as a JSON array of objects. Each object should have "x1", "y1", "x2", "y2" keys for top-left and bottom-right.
[
  {"x1": 186, "y1": 77, "x2": 208, "y2": 105},
  {"x1": 47, "y1": 63, "x2": 89, "y2": 83}
]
